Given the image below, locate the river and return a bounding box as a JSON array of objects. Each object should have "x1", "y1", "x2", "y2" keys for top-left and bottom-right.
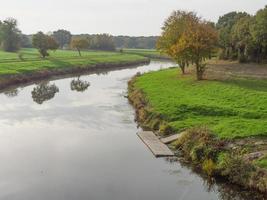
[{"x1": 0, "y1": 61, "x2": 263, "y2": 200}]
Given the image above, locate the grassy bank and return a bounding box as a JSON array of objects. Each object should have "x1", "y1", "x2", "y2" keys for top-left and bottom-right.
[
  {"x1": 122, "y1": 48, "x2": 170, "y2": 60},
  {"x1": 0, "y1": 48, "x2": 149, "y2": 89},
  {"x1": 0, "y1": 48, "x2": 148, "y2": 76},
  {"x1": 132, "y1": 68, "x2": 267, "y2": 139},
  {"x1": 128, "y1": 67, "x2": 267, "y2": 193}
]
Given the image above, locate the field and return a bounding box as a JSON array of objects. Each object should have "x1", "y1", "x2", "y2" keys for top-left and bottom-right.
[
  {"x1": 0, "y1": 48, "x2": 147, "y2": 76},
  {"x1": 123, "y1": 48, "x2": 170, "y2": 60},
  {"x1": 134, "y1": 68, "x2": 267, "y2": 139}
]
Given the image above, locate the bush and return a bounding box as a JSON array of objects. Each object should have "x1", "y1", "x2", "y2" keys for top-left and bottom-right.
[
  {"x1": 202, "y1": 159, "x2": 217, "y2": 176},
  {"x1": 220, "y1": 154, "x2": 255, "y2": 186},
  {"x1": 159, "y1": 122, "x2": 173, "y2": 136}
]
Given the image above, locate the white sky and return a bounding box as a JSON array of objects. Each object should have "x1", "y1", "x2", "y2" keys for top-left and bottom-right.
[{"x1": 0, "y1": 0, "x2": 266, "y2": 36}]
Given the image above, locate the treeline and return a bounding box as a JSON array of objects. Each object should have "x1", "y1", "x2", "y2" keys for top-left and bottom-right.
[
  {"x1": 0, "y1": 19, "x2": 158, "y2": 56},
  {"x1": 217, "y1": 5, "x2": 267, "y2": 62},
  {"x1": 55, "y1": 34, "x2": 158, "y2": 50},
  {"x1": 113, "y1": 36, "x2": 158, "y2": 49}
]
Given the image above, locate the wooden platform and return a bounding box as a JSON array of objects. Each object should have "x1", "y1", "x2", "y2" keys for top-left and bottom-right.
[
  {"x1": 161, "y1": 133, "x2": 182, "y2": 144},
  {"x1": 137, "y1": 131, "x2": 174, "y2": 157}
]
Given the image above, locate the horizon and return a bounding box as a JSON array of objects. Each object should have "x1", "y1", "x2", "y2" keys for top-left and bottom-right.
[{"x1": 0, "y1": 0, "x2": 266, "y2": 36}]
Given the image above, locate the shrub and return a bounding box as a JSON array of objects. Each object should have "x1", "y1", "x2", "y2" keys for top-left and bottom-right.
[
  {"x1": 159, "y1": 122, "x2": 173, "y2": 136},
  {"x1": 220, "y1": 154, "x2": 255, "y2": 186},
  {"x1": 202, "y1": 159, "x2": 217, "y2": 176}
]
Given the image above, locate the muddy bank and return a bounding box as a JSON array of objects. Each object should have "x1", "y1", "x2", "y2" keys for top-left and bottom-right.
[
  {"x1": 0, "y1": 59, "x2": 149, "y2": 91},
  {"x1": 128, "y1": 74, "x2": 267, "y2": 195}
]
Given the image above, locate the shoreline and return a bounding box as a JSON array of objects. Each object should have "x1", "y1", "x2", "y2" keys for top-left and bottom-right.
[
  {"x1": 0, "y1": 59, "x2": 150, "y2": 91},
  {"x1": 128, "y1": 73, "x2": 267, "y2": 195}
]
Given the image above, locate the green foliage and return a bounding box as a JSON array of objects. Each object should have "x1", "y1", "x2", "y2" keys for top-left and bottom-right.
[
  {"x1": 71, "y1": 37, "x2": 89, "y2": 56},
  {"x1": 157, "y1": 10, "x2": 218, "y2": 79},
  {"x1": 220, "y1": 154, "x2": 255, "y2": 185},
  {"x1": 202, "y1": 159, "x2": 216, "y2": 176},
  {"x1": 135, "y1": 68, "x2": 267, "y2": 139},
  {"x1": 217, "y1": 6, "x2": 267, "y2": 63},
  {"x1": 114, "y1": 36, "x2": 158, "y2": 49},
  {"x1": 159, "y1": 122, "x2": 173, "y2": 136},
  {"x1": 255, "y1": 156, "x2": 267, "y2": 169},
  {"x1": 52, "y1": 29, "x2": 72, "y2": 49},
  {"x1": 20, "y1": 34, "x2": 32, "y2": 48},
  {"x1": 88, "y1": 34, "x2": 115, "y2": 51},
  {"x1": 0, "y1": 18, "x2": 21, "y2": 52},
  {"x1": 32, "y1": 32, "x2": 59, "y2": 58}
]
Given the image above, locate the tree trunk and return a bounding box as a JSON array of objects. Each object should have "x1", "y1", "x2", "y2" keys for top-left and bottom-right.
[
  {"x1": 180, "y1": 62, "x2": 185, "y2": 74},
  {"x1": 77, "y1": 48, "x2": 81, "y2": 56},
  {"x1": 196, "y1": 61, "x2": 204, "y2": 81}
]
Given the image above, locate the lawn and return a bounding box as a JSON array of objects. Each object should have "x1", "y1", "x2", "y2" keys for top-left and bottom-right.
[
  {"x1": 134, "y1": 68, "x2": 267, "y2": 139},
  {"x1": 0, "y1": 48, "x2": 147, "y2": 76},
  {"x1": 256, "y1": 156, "x2": 267, "y2": 169},
  {"x1": 123, "y1": 48, "x2": 170, "y2": 59}
]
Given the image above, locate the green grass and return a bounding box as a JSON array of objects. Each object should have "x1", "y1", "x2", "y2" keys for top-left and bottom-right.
[
  {"x1": 0, "y1": 48, "x2": 147, "y2": 76},
  {"x1": 123, "y1": 48, "x2": 170, "y2": 59},
  {"x1": 134, "y1": 68, "x2": 267, "y2": 139},
  {"x1": 256, "y1": 156, "x2": 267, "y2": 169}
]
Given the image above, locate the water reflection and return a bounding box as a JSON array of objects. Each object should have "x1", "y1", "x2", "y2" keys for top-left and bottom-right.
[
  {"x1": 165, "y1": 157, "x2": 266, "y2": 200},
  {"x1": 70, "y1": 77, "x2": 90, "y2": 92},
  {"x1": 31, "y1": 82, "x2": 59, "y2": 104},
  {"x1": 0, "y1": 61, "x2": 264, "y2": 200},
  {"x1": 4, "y1": 88, "x2": 19, "y2": 97}
]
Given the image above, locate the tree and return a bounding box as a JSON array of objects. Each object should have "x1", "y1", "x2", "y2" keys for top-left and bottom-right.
[
  {"x1": 52, "y1": 29, "x2": 72, "y2": 49},
  {"x1": 32, "y1": 32, "x2": 59, "y2": 58},
  {"x1": 21, "y1": 34, "x2": 32, "y2": 48},
  {"x1": 231, "y1": 16, "x2": 254, "y2": 62},
  {"x1": 181, "y1": 20, "x2": 218, "y2": 80},
  {"x1": 71, "y1": 37, "x2": 89, "y2": 56},
  {"x1": 47, "y1": 36, "x2": 59, "y2": 51},
  {"x1": 157, "y1": 11, "x2": 218, "y2": 79},
  {"x1": 157, "y1": 11, "x2": 197, "y2": 74},
  {"x1": 0, "y1": 18, "x2": 21, "y2": 52},
  {"x1": 216, "y1": 12, "x2": 249, "y2": 59},
  {"x1": 251, "y1": 6, "x2": 267, "y2": 62},
  {"x1": 88, "y1": 34, "x2": 115, "y2": 51}
]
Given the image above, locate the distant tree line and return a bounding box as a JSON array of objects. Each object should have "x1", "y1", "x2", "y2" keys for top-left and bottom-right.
[
  {"x1": 113, "y1": 36, "x2": 158, "y2": 49},
  {"x1": 217, "y1": 5, "x2": 267, "y2": 63},
  {"x1": 0, "y1": 18, "x2": 158, "y2": 57}
]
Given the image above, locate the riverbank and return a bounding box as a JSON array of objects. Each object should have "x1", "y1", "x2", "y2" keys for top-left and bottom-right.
[
  {"x1": 0, "y1": 48, "x2": 149, "y2": 90},
  {"x1": 128, "y1": 65, "x2": 267, "y2": 193}
]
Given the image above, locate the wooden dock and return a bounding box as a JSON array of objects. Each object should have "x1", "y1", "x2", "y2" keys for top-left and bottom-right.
[{"x1": 137, "y1": 131, "x2": 174, "y2": 157}]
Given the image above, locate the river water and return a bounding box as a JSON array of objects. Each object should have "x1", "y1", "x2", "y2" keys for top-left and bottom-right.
[{"x1": 0, "y1": 61, "x2": 264, "y2": 200}]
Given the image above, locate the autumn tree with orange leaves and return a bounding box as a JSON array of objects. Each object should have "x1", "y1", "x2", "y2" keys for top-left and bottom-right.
[{"x1": 157, "y1": 11, "x2": 218, "y2": 80}]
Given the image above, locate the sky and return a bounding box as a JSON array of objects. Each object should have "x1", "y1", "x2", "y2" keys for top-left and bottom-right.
[{"x1": 0, "y1": 0, "x2": 266, "y2": 36}]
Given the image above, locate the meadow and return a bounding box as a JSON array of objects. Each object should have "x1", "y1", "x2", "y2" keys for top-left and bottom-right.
[
  {"x1": 0, "y1": 48, "x2": 147, "y2": 76},
  {"x1": 134, "y1": 68, "x2": 267, "y2": 139},
  {"x1": 123, "y1": 48, "x2": 170, "y2": 60}
]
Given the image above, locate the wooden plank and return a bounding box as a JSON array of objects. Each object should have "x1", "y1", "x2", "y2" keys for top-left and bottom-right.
[
  {"x1": 137, "y1": 131, "x2": 174, "y2": 157},
  {"x1": 161, "y1": 133, "x2": 182, "y2": 144}
]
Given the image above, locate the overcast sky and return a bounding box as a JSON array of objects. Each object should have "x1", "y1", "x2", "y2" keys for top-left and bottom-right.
[{"x1": 0, "y1": 0, "x2": 266, "y2": 36}]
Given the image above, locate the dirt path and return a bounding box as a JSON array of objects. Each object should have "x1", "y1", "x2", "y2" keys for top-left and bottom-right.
[{"x1": 205, "y1": 60, "x2": 267, "y2": 80}]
